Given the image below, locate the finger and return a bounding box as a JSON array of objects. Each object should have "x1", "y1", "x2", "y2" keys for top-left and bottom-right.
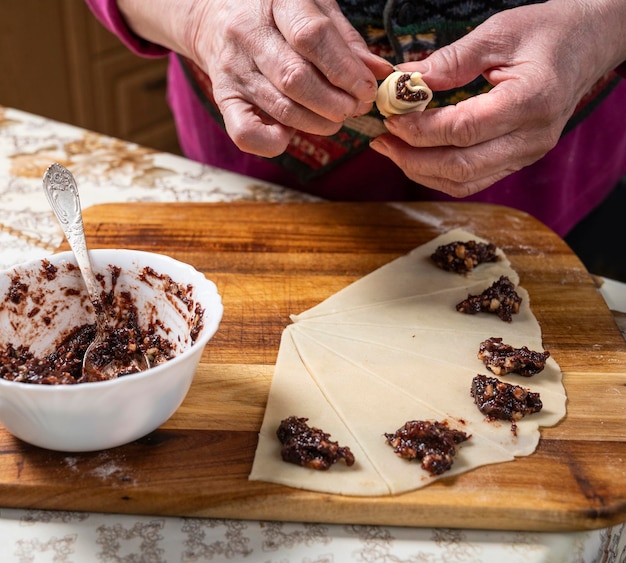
[
  {"x1": 252, "y1": 34, "x2": 373, "y2": 123},
  {"x1": 362, "y1": 52, "x2": 395, "y2": 81},
  {"x1": 385, "y1": 89, "x2": 528, "y2": 147},
  {"x1": 398, "y1": 21, "x2": 507, "y2": 92},
  {"x1": 404, "y1": 168, "x2": 515, "y2": 198},
  {"x1": 370, "y1": 138, "x2": 515, "y2": 197},
  {"x1": 369, "y1": 131, "x2": 545, "y2": 196},
  {"x1": 214, "y1": 63, "x2": 345, "y2": 142},
  {"x1": 272, "y1": 0, "x2": 379, "y2": 103},
  {"x1": 221, "y1": 98, "x2": 294, "y2": 157},
  {"x1": 221, "y1": 95, "x2": 344, "y2": 157},
  {"x1": 316, "y1": 2, "x2": 393, "y2": 81}
]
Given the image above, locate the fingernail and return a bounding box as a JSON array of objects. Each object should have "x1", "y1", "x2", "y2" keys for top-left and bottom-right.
[
  {"x1": 353, "y1": 100, "x2": 373, "y2": 116},
  {"x1": 396, "y1": 59, "x2": 430, "y2": 74},
  {"x1": 367, "y1": 51, "x2": 394, "y2": 68},
  {"x1": 354, "y1": 78, "x2": 378, "y2": 103},
  {"x1": 369, "y1": 137, "x2": 388, "y2": 155},
  {"x1": 382, "y1": 117, "x2": 397, "y2": 131}
]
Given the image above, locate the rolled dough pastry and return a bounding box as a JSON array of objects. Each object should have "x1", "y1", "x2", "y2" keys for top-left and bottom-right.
[
  {"x1": 249, "y1": 229, "x2": 566, "y2": 496},
  {"x1": 376, "y1": 71, "x2": 433, "y2": 117}
]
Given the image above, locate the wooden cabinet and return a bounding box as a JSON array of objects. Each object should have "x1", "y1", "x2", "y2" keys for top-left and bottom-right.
[{"x1": 0, "y1": 1, "x2": 181, "y2": 154}]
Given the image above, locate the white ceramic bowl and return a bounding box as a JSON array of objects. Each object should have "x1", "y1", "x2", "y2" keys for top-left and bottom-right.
[{"x1": 0, "y1": 249, "x2": 223, "y2": 451}]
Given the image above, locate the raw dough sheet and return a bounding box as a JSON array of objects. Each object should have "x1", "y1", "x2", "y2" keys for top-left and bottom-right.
[{"x1": 249, "y1": 229, "x2": 566, "y2": 496}]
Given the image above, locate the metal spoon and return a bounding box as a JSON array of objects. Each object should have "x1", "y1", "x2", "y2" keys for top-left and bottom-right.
[{"x1": 42, "y1": 163, "x2": 150, "y2": 382}]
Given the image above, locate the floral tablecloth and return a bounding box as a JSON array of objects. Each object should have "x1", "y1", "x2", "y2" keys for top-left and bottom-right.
[{"x1": 1, "y1": 105, "x2": 625, "y2": 563}]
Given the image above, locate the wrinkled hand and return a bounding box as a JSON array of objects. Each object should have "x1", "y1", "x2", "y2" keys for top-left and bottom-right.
[
  {"x1": 370, "y1": 0, "x2": 626, "y2": 197},
  {"x1": 181, "y1": 0, "x2": 390, "y2": 156},
  {"x1": 119, "y1": 0, "x2": 391, "y2": 156}
]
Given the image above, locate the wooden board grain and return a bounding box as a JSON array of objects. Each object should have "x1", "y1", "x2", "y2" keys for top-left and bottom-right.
[{"x1": 1, "y1": 201, "x2": 625, "y2": 531}]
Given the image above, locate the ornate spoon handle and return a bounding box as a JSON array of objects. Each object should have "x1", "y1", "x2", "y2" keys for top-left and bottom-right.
[{"x1": 42, "y1": 163, "x2": 103, "y2": 308}]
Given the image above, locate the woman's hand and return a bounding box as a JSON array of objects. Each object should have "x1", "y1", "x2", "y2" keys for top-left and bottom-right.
[
  {"x1": 119, "y1": 0, "x2": 391, "y2": 157},
  {"x1": 370, "y1": 0, "x2": 626, "y2": 197}
]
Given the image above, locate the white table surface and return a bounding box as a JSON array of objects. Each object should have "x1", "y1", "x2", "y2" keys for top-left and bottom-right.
[{"x1": 1, "y1": 105, "x2": 625, "y2": 563}]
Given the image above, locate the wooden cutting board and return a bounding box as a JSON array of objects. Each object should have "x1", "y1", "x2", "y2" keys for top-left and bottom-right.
[{"x1": 1, "y1": 201, "x2": 625, "y2": 532}]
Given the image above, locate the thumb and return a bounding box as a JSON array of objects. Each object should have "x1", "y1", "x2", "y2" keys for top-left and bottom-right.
[{"x1": 398, "y1": 34, "x2": 494, "y2": 91}]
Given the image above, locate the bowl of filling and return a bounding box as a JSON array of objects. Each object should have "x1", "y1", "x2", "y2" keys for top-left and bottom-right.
[{"x1": 0, "y1": 249, "x2": 223, "y2": 452}]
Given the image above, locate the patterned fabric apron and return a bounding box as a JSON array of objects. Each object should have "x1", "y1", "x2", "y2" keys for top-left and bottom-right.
[{"x1": 179, "y1": 0, "x2": 621, "y2": 182}]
